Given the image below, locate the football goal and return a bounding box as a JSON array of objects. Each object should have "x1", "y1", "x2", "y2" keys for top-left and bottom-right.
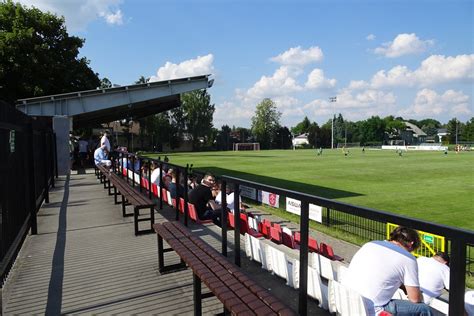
[{"x1": 233, "y1": 143, "x2": 260, "y2": 151}]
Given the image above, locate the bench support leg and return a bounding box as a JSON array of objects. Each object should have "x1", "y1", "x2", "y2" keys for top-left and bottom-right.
[
  {"x1": 113, "y1": 187, "x2": 119, "y2": 204},
  {"x1": 193, "y1": 274, "x2": 202, "y2": 316},
  {"x1": 157, "y1": 235, "x2": 187, "y2": 274},
  {"x1": 134, "y1": 207, "x2": 139, "y2": 236},
  {"x1": 150, "y1": 207, "x2": 155, "y2": 230},
  {"x1": 122, "y1": 195, "x2": 127, "y2": 217}
]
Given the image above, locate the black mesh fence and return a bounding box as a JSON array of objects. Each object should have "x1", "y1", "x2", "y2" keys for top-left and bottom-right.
[{"x1": 0, "y1": 103, "x2": 56, "y2": 281}]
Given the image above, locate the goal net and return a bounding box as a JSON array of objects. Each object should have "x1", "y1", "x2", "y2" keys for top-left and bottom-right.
[{"x1": 233, "y1": 143, "x2": 260, "y2": 151}]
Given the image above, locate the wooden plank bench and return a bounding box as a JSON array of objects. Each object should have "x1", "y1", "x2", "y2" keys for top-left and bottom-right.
[
  {"x1": 153, "y1": 221, "x2": 296, "y2": 316},
  {"x1": 97, "y1": 165, "x2": 155, "y2": 235}
]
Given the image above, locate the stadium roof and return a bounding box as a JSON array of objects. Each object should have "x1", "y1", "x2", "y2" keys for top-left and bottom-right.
[{"x1": 15, "y1": 75, "x2": 213, "y2": 127}]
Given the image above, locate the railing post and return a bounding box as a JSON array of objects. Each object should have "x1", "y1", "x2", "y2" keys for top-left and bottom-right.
[
  {"x1": 183, "y1": 165, "x2": 189, "y2": 227},
  {"x1": 148, "y1": 159, "x2": 152, "y2": 200},
  {"x1": 221, "y1": 180, "x2": 227, "y2": 257},
  {"x1": 138, "y1": 157, "x2": 142, "y2": 193},
  {"x1": 325, "y1": 207, "x2": 330, "y2": 226},
  {"x1": 53, "y1": 132, "x2": 58, "y2": 179},
  {"x1": 175, "y1": 168, "x2": 180, "y2": 221},
  {"x1": 159, "y1": 161, "x2": 163, "y2": 210},
  {"x1": 298, "y1": 201, "x2": 309, "y2": 316},
  {"x1": 50, "y1": 132, "x2": 55, "y2": 188},
  {"x1": 448, "y1": 239, "x2": 466, "y2": 316},
  {"x1": 26, "y1": 122, "x2": 37, "y2": 235},
  {"x1": 43, "y1": 131, "x2": 49, "y2": 204},
  {"x1": 132, "y1": 155, "x2": 136, "y2": 188},
  {"x1": 234, "y1": 183, "x2": 240, "y2": 267}
]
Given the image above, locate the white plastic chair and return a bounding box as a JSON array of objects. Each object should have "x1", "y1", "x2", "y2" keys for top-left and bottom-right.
[
  {"x1": 328, "y1": 279, "x2": 369, "y2": 316},
  {"x1": 293, "y1": 263, "x2": 329, "y2": 310},
  {"x1": 311, "y1": 252, "x2": 336, "y2": 281},
  {"x1": 429, "y1": 297, "x2": 449, "y2": 315}
]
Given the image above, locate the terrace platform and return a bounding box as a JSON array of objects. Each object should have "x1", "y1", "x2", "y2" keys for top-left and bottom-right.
[{"x1": 2, "y1": 170, "x2": 340, "y2": 315}]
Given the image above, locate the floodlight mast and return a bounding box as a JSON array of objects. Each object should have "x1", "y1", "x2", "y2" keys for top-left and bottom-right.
[{"x1": 329, "y1": 96, "x2": 337, "y2": 149}]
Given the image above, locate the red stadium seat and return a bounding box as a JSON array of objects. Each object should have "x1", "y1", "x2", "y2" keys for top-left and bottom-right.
[
  {"x1": 320, "y1": 242, "x2": 344, "y2": 261},
  {"x1": 178, "y1": 198, "x2": 185, "y2": 214},
  {"x1": 161, "y1": 188, "x2": 168, "y2": 204},
  {"x1": 309, "y1": 237, "x2": 319, "y2": 253},
  {"x1": 187, "y1": 203, "x2": 213, "y2": 224},
  {"x1": 228, "y1": 212, "x2": 248, "y2": 235},
  {"x1": 270, "y1": 227, "x2": 282, "y2": 244},
  {"x1": 282, "y1": 232, "x2": 296, "y2": 249},
  {"x1": 151, "y1": 184, "x2": 159, "y2": 197},
  {"x1": 259, "y1": 220, "x2": 271, "y2": 239}
]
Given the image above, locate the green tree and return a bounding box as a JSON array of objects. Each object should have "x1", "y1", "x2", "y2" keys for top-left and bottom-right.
[
  {"x1": 0, "y1": 1, "x2": 100, "y2": 103},
  {"x1": 272, "y1": 126, "x2": 292, "y2": 149},
  {"x1": 419, "y1": 118, "x2": 441, "y2": 136},
  {"x1": 446, "y1": 118, "x2": 463, "y2": 143},
  {"x1": 100, "y1": 78, "x2": 112, "y2": 88},
  {"x1": 307, "y1": 122, "x2": 320, "y2": 147},
  {"x1": 359, "y1": 116, "x2": 386, "y2": 144},
  {"x1": 251, "y1": 98, "x2": 281, "y2": 149},
  {"x1": 334, "y1": 113, "x2": 345, "y2": 145},
  {"x1": 181, "y1": 89, "x2": 215, "y2": 150},
  {"x1": 461, "y1": 118, "x2": 474, "y2": 142},
  {"x1": 215, "y1": 125, "x2": 232, "y2": 150},
  {"x1": 291, "y1": 116, "x2": 311, "y2": 135}
]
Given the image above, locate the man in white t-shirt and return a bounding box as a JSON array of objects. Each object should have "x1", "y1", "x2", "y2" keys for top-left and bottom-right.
[
  {"x1": 417, "y1": 252, "x2": 450, "y2": 304},
  {"x1": 150, "y1": 161, "x2": 162, "y2": 184},
  {"x1": 100, "y1": 131, "x2": 111, "y2": 152},
  {"x1": 345, "y1": 226, "x2": 432, "y2": 316}
]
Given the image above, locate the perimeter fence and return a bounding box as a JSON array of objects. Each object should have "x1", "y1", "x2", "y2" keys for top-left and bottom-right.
[{"x1": 0, "y1": 103, "x2": 57, "y2": 282}]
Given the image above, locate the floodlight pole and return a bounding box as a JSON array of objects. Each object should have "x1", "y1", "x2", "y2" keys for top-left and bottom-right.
[
  {"x1": 329, "y1": 97, "x2": 337, "y2": 149},
  {"x1": 455, "y1": 118, "x2": 458, "y2": 145}
]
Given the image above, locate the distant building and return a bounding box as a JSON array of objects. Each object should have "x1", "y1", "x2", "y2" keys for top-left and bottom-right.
[
  {"x1": 400, "y1": 122, "x2": 427, "y2": 145},
  {"x1": 292, "y1": 133, "x2": 309, "y2": 147},
  {"x1": 437, "y1": 128, "x2": 449, "y2": 142}
]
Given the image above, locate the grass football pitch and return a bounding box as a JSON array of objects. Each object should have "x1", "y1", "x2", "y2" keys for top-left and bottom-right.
[{"x1": 153, "y1": 149, "x2": 473, "y2": 231}]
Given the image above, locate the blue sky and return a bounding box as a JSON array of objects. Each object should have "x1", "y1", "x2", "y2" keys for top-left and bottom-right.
[{"x1": 19, "y1": 0, "x2": 474, "y2": 128}]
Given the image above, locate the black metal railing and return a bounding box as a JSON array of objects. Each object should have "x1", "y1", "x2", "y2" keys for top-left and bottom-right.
[
  {"x1": 113, "y1": 152, "x2": 473, "y2": 315},
  {"x1": 220, "y1": 175, "x2": 473, "y2": 316},
  {"x1": 0, "y1": 103, "x2": 56, "y2": 281}
]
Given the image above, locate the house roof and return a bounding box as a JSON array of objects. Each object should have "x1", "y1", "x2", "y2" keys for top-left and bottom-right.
[
  {"x1": 404, "y1": 122, "x2": 427, "y2": 136},
  {"x1": 16, "y1": 75, "x2": 213, "y2": 127},
  {"x1": 295, "y1": 133, "x2": 309, "y2": 139}
]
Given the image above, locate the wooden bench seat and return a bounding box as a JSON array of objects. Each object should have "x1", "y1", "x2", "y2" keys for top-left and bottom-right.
[
  {"x1": 153, "y1": 221, "x2": 296, "y2": 316},
  {"x1": 97, "y1": 165, "x2": 155, "y2": 235}
]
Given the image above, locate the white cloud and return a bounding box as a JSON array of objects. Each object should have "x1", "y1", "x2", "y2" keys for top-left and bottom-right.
[
  {"x1": 100, "y1": 9, "x2": 123, "y2": 25},
  {"x1": 149, "y1": 54, "x2": 215, "y2": 82},
  {"x1": 370, "y1": 54, "x2": 474, "y2": 88},
  {"x1": 270, "y1": 46, "x2": 323, "y2": 66},
  {"x1": 241, "y1": 66, "x2": 303, "y2": 100},
  {"x1": 348, "y1": 80, "x2": 370, "y2": 90},
  {"x1": 371, "y1": 65, "x2": 416, "y2": 88},
  {"x1": 214, "y1": 101, "x2": 254, "y2": 127},
  {"x1": 401, "y1": 89, "x2": 471, "y2": 117},
  {"x1": 17, "y1": 0, "x2": 124, "y2": 32},
  {"x1": 374, "y1": 33, "x2": 434, "y2": 58},
  {"x1": 366, "y1": 34, "x2": 376, "y2": 41},
  {"x1": 302, "y1": 88, "x2": 397, "y2": 121},
  {"x1": 305, "y1": 68, "x2": 336, "y2": 89}
]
